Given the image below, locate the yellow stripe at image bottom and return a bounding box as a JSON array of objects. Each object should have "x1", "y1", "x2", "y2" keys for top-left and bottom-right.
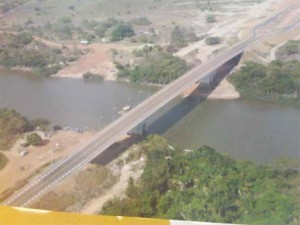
[{"x1": 0, "y1": 206, "x2": 170, "y2": 225}]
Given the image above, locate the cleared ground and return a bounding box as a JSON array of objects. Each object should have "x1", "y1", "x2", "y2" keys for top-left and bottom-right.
[
  {"x1": 30, "y1": 142, "x2": 145, "y2": 213},
  {"x1": 0, "y1": 131, "x2": 95, "y2": 199}
]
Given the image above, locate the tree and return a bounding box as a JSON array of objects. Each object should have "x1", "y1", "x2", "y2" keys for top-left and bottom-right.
[
  {"x1": 94, "y1": 26, "x2": 107, "y2": 38},
  {"x1": 282, "y1": 40, "x2": 299, "y2": 55},
  {"x1": 125, "y1": 177, "x2": 139, "y2": 198},
  {"x1": 82, "y1": 72, "x2": 103, "y2": 82},
  {"x1": 111, "y1": 24, "x2": 135, "y2": 41},
  {"x1": 130, "y1": 17, "x2": 151, "y2": 26},
  {"x1": 0, "y1": 108, "x2": 31, "y2": 150},
  {"x1": 117, "y1": 52, "x2": 188, "y2": 84},
  {"x1": 229, "y1": 60, "x2": 300, "y2": 105},
  {"x1": 101, "y1": 136, "x2": 299, "y2": 224},
  {"x1": 26, "y1": 133, "x2": 42, "y2": 146},
  {"x1": 171, "y1": 26, "x2": 187, "y2": 48},
  {"x1": 205, "y1": 36, "x2": 221, "y2": 45}
]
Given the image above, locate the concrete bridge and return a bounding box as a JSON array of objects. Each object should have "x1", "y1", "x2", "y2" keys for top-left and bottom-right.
[{"x1": 3, "y1": 6, "x2": 300, "y2": 208}]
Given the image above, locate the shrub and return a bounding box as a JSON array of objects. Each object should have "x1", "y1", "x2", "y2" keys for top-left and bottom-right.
[
  {"x1": 117, "y1": 52, "x2": 188, "y2": 84},
  {"x1": 26, "y1": 133, "x2": 42, "y2": 146},
  {"x1": 171, "y1": 26, "x2": 187, "y2": 48},
  {"x1": 53, "y1": 125, "x2": 62, "y2": 131},
  {"x1": 282, "y1": 40, "x2": 299, "y2": 55},
  {"x1": 205, "y1": 36, "x2": 221, "y2": 45},
  {"x1": 111, "y1": 24, "x2": 135, "y2": 41},
  {"x1": 0, "y1": 108, "x2": 31, "y2": 150},
  {"x1": 32, "y1": 65, "x2": 62, "y2": 77},
  {"x1": 130, "y1": 17, "x2": 151, "y2": 26},
  {"x1": 82, "y1": 72, "x2": 104, "y2": 82},
  {"x1": 206, "y1": 14, "x2": 216, "y2": 23},
  {"x1": 229, "y1": 60, "x2": 300, "y2": 105}
]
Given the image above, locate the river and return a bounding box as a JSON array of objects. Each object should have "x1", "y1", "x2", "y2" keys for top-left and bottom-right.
[{"x1": 0, "y1": 69, "x2": 299, "y2": 164}]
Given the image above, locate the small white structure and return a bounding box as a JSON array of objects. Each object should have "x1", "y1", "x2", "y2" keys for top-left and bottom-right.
[
  {"x1": 102, "y1": 38, "x2": 110, "y2": 43},
  {"x1": 122, "y1": 106, "x2": 131, "y2": 111},
  {"x1": 80, "y1": 40, "x2": 89, "y2": 45},
  {"x1": 18, "y1": 148, "x2": 28, "y2": 157}
]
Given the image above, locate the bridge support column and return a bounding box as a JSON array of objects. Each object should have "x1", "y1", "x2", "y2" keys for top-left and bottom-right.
[{"x1": 128, "y1": 122, "x2": 148, "y2": 137}]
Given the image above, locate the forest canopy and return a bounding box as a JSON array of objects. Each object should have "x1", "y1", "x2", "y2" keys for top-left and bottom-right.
[
  {"x1": 116, "y1": 51, "x2": 189, "y2": 84},
  {"x1": 102, "y1": 135, "x2": 300, "y2": 224},
  {"x1": 229, "y1": 60, "x2": 300, "y2": 105},
  {"x1": 0, "y1": 108, "x2": 48, "y2": 150},
  {"x1": 0, "y1": 32, "x2": 82, "y2": 76}
]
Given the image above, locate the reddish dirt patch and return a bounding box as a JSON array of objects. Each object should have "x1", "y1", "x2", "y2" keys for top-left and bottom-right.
[{"x1": 56, "y1": 43, "x2": 141, "y2": 80}]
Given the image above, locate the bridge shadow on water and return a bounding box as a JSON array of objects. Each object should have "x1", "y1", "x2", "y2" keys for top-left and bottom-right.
[
  {"x1": 91, "y1": 53, "x2": 242, "y2": 166},
  {"x1": 146, "y1": 53, "x2": 242, "y2": 135}
]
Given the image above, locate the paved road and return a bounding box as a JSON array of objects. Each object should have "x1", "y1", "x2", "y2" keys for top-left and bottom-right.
[{"x1": 3, "y1": 6, "x2": 300, "y2": 207}]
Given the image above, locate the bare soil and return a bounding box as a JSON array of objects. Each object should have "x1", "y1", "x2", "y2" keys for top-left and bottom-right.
[
  {"x1": 31, "y1": 164, "x2": 117, "y2": 212},
  {"x1": 28, "y1": 142, "x2": 145, "y2": 214},
  {"x1": 55, "y1": 43, "x2": 142, "y2": 80},
  {"x1": 81, "y1": 145, "x2": 145, "y2": 214},
  {"x1": 0, "y1": 130, "x2": 95, "y2": 196}
]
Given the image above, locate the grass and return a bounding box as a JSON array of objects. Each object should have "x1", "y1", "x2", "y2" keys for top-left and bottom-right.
[{"x1": 31, "y1": 164, "x2": 117, "y2": 211}]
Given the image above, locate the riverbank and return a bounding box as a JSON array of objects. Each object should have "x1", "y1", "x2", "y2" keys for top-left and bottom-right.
[{"x1": 180, "y1": 79, "x2": 240, "y2": 100}]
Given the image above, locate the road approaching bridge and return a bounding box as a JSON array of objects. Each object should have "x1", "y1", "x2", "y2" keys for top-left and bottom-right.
[{"x1": 3, "y1": 6, "x2": 299, "y2": 208}]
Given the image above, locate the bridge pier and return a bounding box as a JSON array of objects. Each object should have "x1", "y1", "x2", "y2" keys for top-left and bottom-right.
[
  {"x1": 198, "y1": 52, "x2": 243, "y2": 90},
  {"x1": 128, "y1": 122, "x2": 148, "y2": 137}
]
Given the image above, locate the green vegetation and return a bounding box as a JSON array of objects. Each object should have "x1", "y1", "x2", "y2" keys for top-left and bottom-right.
[
  {"x1": 131, "y1": 33, "x2": 156, "y2": 44},
  {"x1": 11, "y1": 13, "x2": 137, "y2": 42},
  {"x1": 130, "y1": 17, "x2": 151, "y2": 26},
  {"x1": 81, "y1": 16, "x2": 152, "y2": 44},
  {"x1": 229, "y1": 60, "x2": 300, "y2": 105},
  {"x1": 0, "y1": 32, "x2": 81, "y2": 76},
  {"x1": 276, "y1": 40, "x2": 300, "y2": 62},
  {"x1": 82, "y1": 72, "x2": 104, "y2": 82},
  {"x1": 102, "y1": 135, "x2": 300, "y2": 224},
  {"x1": 0, "y1": 108, "x2": 31, "y2": 150},
  {"x1": 25, "y1": 133, "x2": 42, "y2": 146},
  {"x1": 132, "y1": 45, "x2": 162, "y2": 57},
  {"x1": 171, "y1": 26, "x2": 187, "y2": 48},
  {"x1": 0, "y1": 0, "x2": 232, "y2": 46},
  {"x1": 281, "y1": 40, "x2": 300, "y2": 55},
  {"x1": 0, "y1": 108, "x2": 49, "y2": 150},
  {"x1": 170, "y1": 26, "x2": 198, "y2": 50},
  {"x1": 111, "y1": 24, "x2": 135, "y2": 41},
  {"x1": 30, "y1": 119, "x2": 50, "y2": 131},
  {"x1": 116, "y1": 51, "x2": 188, "y2": 84},
  {"x1": 0, "y1": 152, "x2": 8, "y2": 171},
  {"x1": 24, "y1": 17, "x2": 75, "y2": 40},
  {"x1": 0, "y1": 0, "x2": 28, "y2": 13},
  {"x1": 32, "y1": 164, "x2": 117, "y2": 211},
  {"x1": 205, "y1": 36, "x2": 221, "y2": 45},
  {"x1": 206, "y1": 14, "x2": 217, "y2": 23},
  {"x1": 89, "y1": 17, "x2": 118, "y2": 39}
]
